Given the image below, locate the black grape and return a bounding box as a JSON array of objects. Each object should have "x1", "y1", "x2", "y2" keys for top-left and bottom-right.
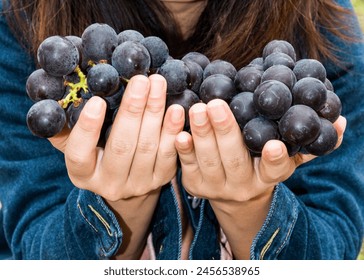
[
  {"x1": 253, "y1": 80, "x2": 292, "y2": 120},
  {"x1": 243, "y1": 117, "x2": 280, "y2": 154},
  {"x1": 279, "y1": 105, "x2": 321, "y2": 146},
  {"x1": 262, "y1": 40, "x2": 296, "y2": 61},
  {"x1": 229, "y1": 92, "x2": 259, "y2": 130},
  {"x1": 292, "y1": 77, "x2": 327, "y2": 111},
  {"x1": 293, "y1": 59, "x2": 327, "y2": 82},
  {"x1": 117, "y1": 29, "x2": 144, "y2": 44},
  {"x1": 234, "y1": 66, "x2": 263, "y2": 93},
  {"x1": 263, "y1": 52, "x2": 295, "y2": 70},
  {"x1": 81, "y1": 23, "x2": 118, "y2": 63},
  {"x1": 112, "y1": 41, "x2": 151, "y2": 79},
  {"x1": 26, "y1": 69, "x2": 65, "y2": 102},
  {"x1": 203, "y1": 59, "x2": 237, "y2": 80},
  {"x1": 199, "y1": 74, "x2": 237, "y2": 104},
  {"x1": 141, "y1": 36, "x2": 169, "y2": 69},
  {"x1": 66, "y1": 99, "x2": 88, "y2": 129},
  {"x1": 324, "y1": 78, "x2": 334, "y2": 91},
  {"x1": 104, "y1": 85, "x2": 125, "y2": 110},
  {"x1": 304, "y1": 118, "x2": 338, "y2": 156},
  {"x1": 166, "y1": 89, "x2": 200, "y2": 131},
  {"x1": 184, "y1": 60, "x2": 203, "y2": 94},
  {"x1": 26, "y1": 99, "x2": 66, "y2": 138},
  {"x1": 37, "y1": 36, "x2": 79, "y2": 77},
  {"x1": 87, "y1": 63, "x2": 120, "y2": 97},
  {"x1": 158, "y1": 59, "x2": 190, "y2": 95},
  {"x1": 182, "y1": 51, "x2": 210, "y2": 69},
  {"x1": 261, "y1": 64, "x2": 297, "y2": 90},
  {"x1": 318, "y1": 90, "x2": 342, "y2": 123}
]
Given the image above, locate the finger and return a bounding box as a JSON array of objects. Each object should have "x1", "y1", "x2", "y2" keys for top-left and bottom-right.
[
  {"x1": 129, "y1": 74, "x2": 168, "y2": 187},
  {"x1": 332, "y1": 115, "x2": 347, "y2": 149},
  {"x1": 258, "y1": 140, "x2": 297, "y2": 185},
  {"x1": 102, "y1": 75, "x2": 150, "y2": 179},
  {"x1": 64, "y1": 96, "x2": 106, "y2": 184},
  {"x1": 175, "y1": 130, "x2": 203, "y2": 191},
  {"x1": 48, "y1": 125, "x2": 71, "y2": 153},
  {"x1": 188, "y1": 103, "x2": 225, "y2": 185},
  {"x1": 206, "y1": 99, "x2": 252, "y2": 185},
  {"x1": 154, "y1": 104, "x2": 185, "y2": 184}
]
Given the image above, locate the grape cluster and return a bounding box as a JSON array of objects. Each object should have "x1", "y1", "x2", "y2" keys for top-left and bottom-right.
[{"x1": 26, "y1": 23, "x2": 341, "y2": 157}]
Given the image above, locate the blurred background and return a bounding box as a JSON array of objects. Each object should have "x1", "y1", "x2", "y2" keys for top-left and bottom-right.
[{"x1": 352, "y1": 0, "x2": 364, "y2": 260}]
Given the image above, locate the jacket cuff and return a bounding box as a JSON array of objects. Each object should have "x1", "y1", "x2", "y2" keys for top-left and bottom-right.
[
  {"x1": 250, "y1": 183, "x2": 299, "y2": 260},
  {"x1": 65, "y1": 189, "x2": 122, "y2": 259}
]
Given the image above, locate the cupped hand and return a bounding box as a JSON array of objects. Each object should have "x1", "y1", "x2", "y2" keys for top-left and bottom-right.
[
  {"x1": 49, "y1": 74, "x2": 185, "y2": 201},
  {"x1": 175, "y1": 98, "x2": 346, "y2": 203}
]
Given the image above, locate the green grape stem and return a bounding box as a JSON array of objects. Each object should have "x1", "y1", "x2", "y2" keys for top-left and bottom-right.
[{"x1": 59, "y1": 66, "x2": 89, "y2": 108}]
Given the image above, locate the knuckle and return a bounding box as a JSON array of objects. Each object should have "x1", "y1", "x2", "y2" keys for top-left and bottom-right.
[
  {"x1": 108, "y1": 138, "x2": 134, "y2": 156},
  {"x1": 137, "y1": 138, "x2": 158, "y2": 154},
  {"x1": 199, "y1": 155, "x2": 221, "y2": 168}
]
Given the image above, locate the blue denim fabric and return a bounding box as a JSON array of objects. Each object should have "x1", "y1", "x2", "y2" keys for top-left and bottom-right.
[{"x1": 0, "y1": 0, "x2": 363, "y2": 259}]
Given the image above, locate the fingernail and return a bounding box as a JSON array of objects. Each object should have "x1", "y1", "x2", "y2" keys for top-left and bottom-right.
[
  {"x1": 192, "y1": 107, "x2": 207, "y2": 125},
  {"x1": 171, "y1": 105, "x2": 184, "y2": 123},
  {"x1": 210, "y1": 103, "x2": 227, "y2": 122},
  {"x1": 85, "y1": 97, "x2": 104, "y2": 117},
  {"x1": 269, "y1": 145, "x2": 283, "y2": 160},
  {"x1": 130, "y1": 76, "x2": 149, "y2": 97}
]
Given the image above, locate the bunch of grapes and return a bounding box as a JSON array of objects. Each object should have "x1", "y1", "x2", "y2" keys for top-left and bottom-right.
[{"x1": 26, "y1": 23, "x2": 341, "y2": 157}]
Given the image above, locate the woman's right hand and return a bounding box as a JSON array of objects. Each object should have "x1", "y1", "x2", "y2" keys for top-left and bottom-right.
[{"x1": 49, "y1": 74, "x2": 185, "y2": 201}]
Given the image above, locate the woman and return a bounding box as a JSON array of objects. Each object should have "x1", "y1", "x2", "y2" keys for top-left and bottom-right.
[{"x1": 0, "y1": 0, "x2": 363, "y2": 259}]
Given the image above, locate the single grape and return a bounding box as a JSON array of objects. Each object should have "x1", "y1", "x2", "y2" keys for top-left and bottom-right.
[
  {"x1": 324, "y1": 78, "x2": 334, "y2": 91},
  {"x1": 87, "y1": 63, "x2": 120, "y2": 97},
  {"x1": 158, "y1": 59, "x2": 190, "y2": 95},
  {"x1": 229, "y1": 92, "x2": 259, "y2": 130},
  {"x1": 199, "y1": 74, "x2": 237, "y2": 104},
  {"x1": 184, "y1": 60, "x2": 203, "y2": 94},
  {"x1": 279, "y1": 104, "x2": 321, "y2": 146},
  {"x1": 104, "y1": 85, "x2": 125, "y2": 110},
  {"x1": 304, "y1": 118, "x2": 338, "y2": 156},
  {"x1": 263, "y1": 52, "x2": 295, "y2": 70},
  {"x1": 26, "y1": 99, "x2": 66, "y2": 138},
  {"x1": 262, "y1": 40, "x2": 296, "y2": 61},
  {"x1": 66, "y1": 99, "x2": 88, "y2": 129},
  {"x1": 249, "y1": 57, "x2": 264, "y2": 69},
  {"x1": 293, "y1": 59, "x2": 327, "y2": 82},
  {"x1": 82, "y1": 23, "x2": 118, "y2": 63},
  {"x1": 181, "y1": 51, "x2": 210, "y2": 69},
  {"x1": 37, "y1": 36, "x2": 79, "y2": 76},
  {"x1": 253, "y1": 80, "x2": 292, "y2": 120},
  {"x1": 261, "y1": 64, "x2": 297, "y2": 90},
  {"x1": 318, "y1": 90, "x2": 342, "y2": 123},
  {"x1": 26, "y1": 69, "x2": 65, "y2": 102},
  {"x1": 166, "y1": 89, "x2": 200, "y2": 131},
  {"x1": 292, "y1": 77, "x2": 327, "y2": 111},
  {"x1": 112, "y1": 41, "x2": 151, "y2": 79},
  {"x1": 117, "y1": 29, "x2": 144, "y2": 44},
  {"x1": 141, "y1": 36, "x2": 169, "y2": 69},
  {"x1": 203, "y1": 59, "x2": 237, "y2": 80},
  {"x1": 243, "y1": 117, "x2": 280, "y2": 155},
  {"x1": 234, "y1": 65, "x2": 263, "y2": 93}
]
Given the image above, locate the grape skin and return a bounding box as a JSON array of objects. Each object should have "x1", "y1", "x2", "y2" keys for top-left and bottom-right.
[
  {"x1": 37, "y1": 36, "x2": 79, "y2": 77},
  {"x1": 158, "y1": 59, "x2": 190, "y2": 95},
  {"x1": 199, "y1": 74, "x2": 237, "y2": 104},
  {"x1": 81, "y1": 23, "x2": 118, "y2": 63},
  {"x1": 112, "y1": 41, "x2": 151, "y2": 79},
  {"x1": 26, "y1": 69, "x2": 65, "y2": 102},
  {"x1": 87, "y1": 63, "x2": 120, "y2": 97},
  {"x1": 253, "y1": 80, "x2": 292, "y2": 120},
  {"x1": 279, "y1": 104, "x2": 321, "y2": 146},
  {"x1": 292, "y1": 77, "x2": 327, "y2": 111},
  {"x1": 26, "y1": 99, "x2": 66, "y2": 138}
]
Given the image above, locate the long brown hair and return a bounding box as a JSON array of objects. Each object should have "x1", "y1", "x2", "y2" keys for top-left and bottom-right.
[{"x1": 2, "y1": 0, "x2": 355, "y2": 69}]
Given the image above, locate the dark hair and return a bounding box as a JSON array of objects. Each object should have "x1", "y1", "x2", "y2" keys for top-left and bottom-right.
[{"x1": 2, "y1": 0, "x2": 355, "y2": 69}]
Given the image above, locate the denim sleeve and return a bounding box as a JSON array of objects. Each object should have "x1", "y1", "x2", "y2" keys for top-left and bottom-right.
[
  {"x1": 0, "y1": 6, "x2": 122, "y2": 259},
  {"x1": 251, "y1": 0, "x2": 364, "y2": 259}
]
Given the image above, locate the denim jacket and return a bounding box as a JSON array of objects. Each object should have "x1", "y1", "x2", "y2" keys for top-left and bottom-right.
[{"x1": 0, "y1": 0, "x2": 363, "y2": 260}]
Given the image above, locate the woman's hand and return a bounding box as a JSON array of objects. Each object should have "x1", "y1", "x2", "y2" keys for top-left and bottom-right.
[
  {"x1": 175, "y1": 98, "x2": 346, "y2": 259},
  {"x1": 49, "y1": 74, "x2": 185, "y2": 201}
]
